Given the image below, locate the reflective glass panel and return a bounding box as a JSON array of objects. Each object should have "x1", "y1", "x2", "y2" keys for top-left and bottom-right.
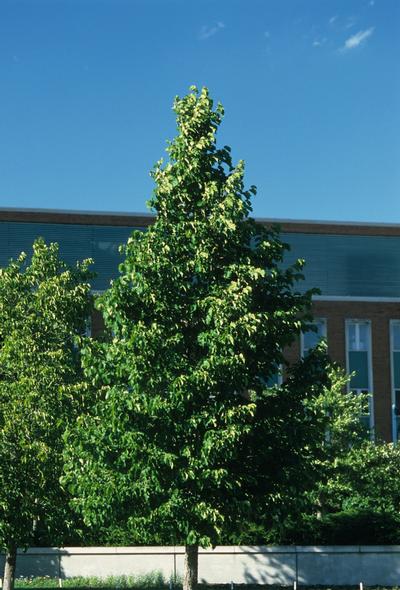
[
  {"x1": 348, "y1": 322, "x2": 369, "y2": 351},
  {"x1": 302, "y1": 320, "x2": 326, "y2": 356},
  {"x1": 392, "y1": 323, "x2": 400, "y2": 351},
  {"x1": 349, "y1": 351, "x2": 369, "y2": 389}
]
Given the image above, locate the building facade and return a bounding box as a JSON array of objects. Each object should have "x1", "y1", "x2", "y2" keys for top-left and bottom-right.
[{"x1": 1, "y1": 208, "x2": 400, "y2": 442}]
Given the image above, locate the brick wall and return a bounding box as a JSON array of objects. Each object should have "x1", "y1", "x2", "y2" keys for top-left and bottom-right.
[{"x1": 311, "y1": 300, "x2": 400, "y2": 442}]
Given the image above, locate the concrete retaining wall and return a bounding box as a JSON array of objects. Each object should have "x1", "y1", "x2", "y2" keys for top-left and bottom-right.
[{"x1": 1, "y1": 546, "x2": 400, "y2": 586}]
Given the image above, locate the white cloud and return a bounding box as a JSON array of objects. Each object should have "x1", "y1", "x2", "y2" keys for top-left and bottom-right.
[
  {"x1": 264, "y1": 31, "x2": 270, "y2": 39},
  {"x1": 341, "y1": 27, "x2": 374, "y2": 51},
  {"x1": 369, "y1": 0, "x2": 375, "y2": 6},
  {"x1": 313, "y1": 38, "x2": 327, "y2": 47},
  {"x1": 329, "y1": 15, "x2": 337, "y2": 25},
  {"x1": 198, "y1": 22, "x2": 225, "y2": 41}
]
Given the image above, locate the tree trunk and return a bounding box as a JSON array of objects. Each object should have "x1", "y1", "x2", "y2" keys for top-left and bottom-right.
[
  {"x1": 3, "y1": 546, "x2": 17, "y2": 590},
  {"x1": 183, "y1": 544, "x2": 198, "y2": 590}
]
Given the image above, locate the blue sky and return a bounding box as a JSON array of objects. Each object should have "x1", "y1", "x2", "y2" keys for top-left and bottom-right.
[{"x1": 0, "y1": 0, "x2": 399, "y2": 222}]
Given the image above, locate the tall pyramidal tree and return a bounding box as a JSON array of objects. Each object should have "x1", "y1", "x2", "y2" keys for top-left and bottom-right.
[{"x1": 64, "y1": 87, "x2": 327, "y2": 589}]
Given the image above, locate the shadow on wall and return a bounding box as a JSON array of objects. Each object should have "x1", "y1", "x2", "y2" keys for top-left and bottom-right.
[
  {"x1": 0, "y1": 548, "x2": 67, "y2": 580},
  {"x1": 197, "y1": 547, "x2": 298, "y2": 586},
  {"x1": 240, "y1": 547, "x2": 298, "y2": 586}
]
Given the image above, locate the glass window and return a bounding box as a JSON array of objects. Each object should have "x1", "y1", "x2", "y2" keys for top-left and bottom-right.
[
  {"x1": 395, "y1": 389, "x2": 400, "y2": 414},
  {"x1": 266, "y1": 370, "x2": 282, "y2": 387},
  {"x1": 394, "y1": 389, "x2": 400, "y2": 442},
  {"x1": 348, "y1": 322, "x2": 369, "y2": 351},
  {"x1": 350, "y1": 388, "x2": 372, "y2": 433},
  {"x1": 85, "y1": 316, "x2": 92, "y2": 338},
  {"x1": 346, "y1": 320, "x2": 373, "y2": 435},
  {"x1": 301, "y1": 319, "x2": 327, "y2": 357},
  {"x1": 390, "y1": 321, "x2": 400, "y2": 442},
  {"x1": 348, "y1": 351, "x2": 369, "y2": 389},
  {"x1": 393, "y1": 322, "x2": 400, "y2": 352}
]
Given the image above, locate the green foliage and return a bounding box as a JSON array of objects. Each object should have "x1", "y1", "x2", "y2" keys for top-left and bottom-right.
[
  {"x1": 223, "y1": 361, "x2": 368, "y2": 545},
  {"x1": 0, "y1": 239, "x2": 93, "y2": 551},
  {"x1": 15, "y1": 574, "x2": 167, "y2": 589},
  {"x1": 316, "y1": 509, "x2": 400, "y2": 545},
  {"x1": 64, "y1": 86, "x2": 330, "y2": 548},
  {"x1": 324, "y1": 441, "x2": 400, "y2": 515},
  {"x1": 306, "y1": 378, "x2": 400, "y2": 543},
  {"x1": 280, "y1": 508, "x2": 400, "y2": 545},
  {"x1": 65, "y1": 574, "x2": 166, "y2": 590},
  {"x1": 272, "y1": 364, "x2": 400, "y2": 545},
  {"x1": 303, "y1": 367, "x2": 368, "y2": 518},
  {"x1": 306, "y1": 439, "x2": 400, "y2": 543}
]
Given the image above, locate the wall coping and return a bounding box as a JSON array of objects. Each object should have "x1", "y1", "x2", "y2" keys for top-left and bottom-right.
[{"x1": 11, "y1": 545, "x2": 400, "y2": 556}]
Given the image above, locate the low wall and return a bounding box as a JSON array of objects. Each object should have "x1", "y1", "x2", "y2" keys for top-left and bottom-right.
[{"x1": 1, "y1": 546, "x2": 400, "y2": 586}]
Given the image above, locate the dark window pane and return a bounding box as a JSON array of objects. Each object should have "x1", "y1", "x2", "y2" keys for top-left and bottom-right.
[
  {"x1": 393, "y1": 324, "x2": 400, "y2": 351},
  {"x1": 349, "y1": 351, "x2": 369, "y2": 389},
  {"x1": 394, "y1": 353, "x2": 400, "y2": 390}
]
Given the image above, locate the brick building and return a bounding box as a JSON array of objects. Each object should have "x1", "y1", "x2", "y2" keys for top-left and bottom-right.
[{"x1": 1, "y1": 208, "x2": 399, "y2": 442}]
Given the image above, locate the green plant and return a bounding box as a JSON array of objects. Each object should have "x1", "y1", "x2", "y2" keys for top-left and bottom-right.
[
  {"x1": 14, "y1": 574, "x2": 168, "y2": 590},
  {"x1": 0, "y1": 239, "x2": 93, "y2": 590},
  {"x1": 63, "y1": 87, "x2": 330, "y2": 590}
]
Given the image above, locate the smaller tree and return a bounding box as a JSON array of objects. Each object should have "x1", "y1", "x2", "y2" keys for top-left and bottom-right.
[
  {"x1": 310, "y1": 438, "x2": 400, "y2": 544},
  {"x1": 333, "y1": 442, "x2": 400, "y2": 515},
  {"x1": 305, "y1": 364, "x2": 368, "y2": 517},
  {"x1": 279, "y1": 363, "x2": 400, "y2": 545},
  {"x1": 0, "y1": 239, "x2": 92, "y2": 590}
]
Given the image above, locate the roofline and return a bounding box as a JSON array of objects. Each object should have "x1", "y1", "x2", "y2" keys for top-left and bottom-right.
[
  {"x1": 1, "y1": 207, "x2": 400, "y2": 236},
  {"x1": 257, "y1": 216, "x2": 400, "y2": 229},
  {"x1": 0, "y1": 207, "x2": 155, "y2": 227},
  {"x1": 0, "y1": 207, "x2": 155, "y2": 218}
]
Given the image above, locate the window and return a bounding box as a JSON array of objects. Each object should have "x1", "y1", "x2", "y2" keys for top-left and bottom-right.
[
  {"x1": 301, "y1": 319, "x2": 327, "y2": 357},
  {"x1": 85, "y1": 316, "x2": 92, "y2": 338},
  {"x1": 390, "y1": 321, "x2": 400, "y2": 442},
  {"x1": 345, "y1": 320, "x2": 374, "y2": 434},
  {"x1": 266, "y1": 368, "x2": 283, "y2": 387}
]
